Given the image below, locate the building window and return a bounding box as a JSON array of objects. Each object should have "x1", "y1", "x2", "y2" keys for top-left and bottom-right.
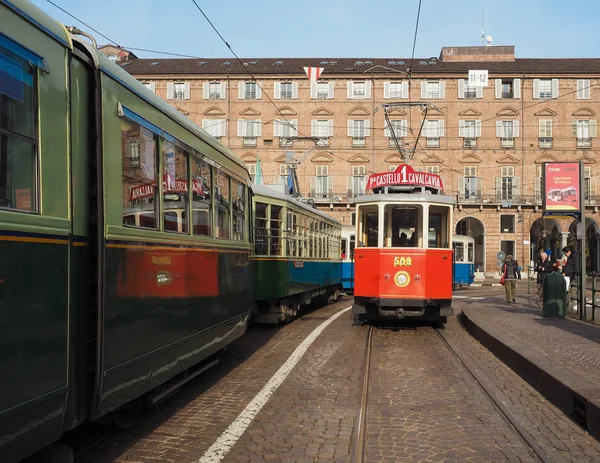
[
  {"x1": 0, "y1": 43, "x2": 38, "y2": 212},
  {"x1": 462, "y1": 166, "x2": 479, "y2": 200},
  {"x1": 203, "y1": 81, "x2": 226, "y2": 100},
  {"x1": 247, "y1": 163, "x2": 256, "y2": 182},
  {"x1": 496, "y1": 120, "x2": 519, "y2": 148},
  {"x1": 348, "y1": 120, "x2": 369, "y2": 147},
  {"x1": 426, "y1": 166, "x2": 440, "y2": 174},
  {"x1": 384, "y1": 81, "x2": 407, "y2": 99},
  {"x1": 348, "y1": 81, "x2": 371, "y2": 99},
  {"x1": 311, "y1": 165, "x2": 331, "y2": 199},
  {"x1": 245, "y1": 81, "x2": 256, "y2": 99},
  {"x1": 458, "y1": 79, "x2": 481, "y2": 99},
  {"x1": 500, "y1": 215, "x2": 515, "y2": 233},
  {"x1": 311, "y1": 119, "x2": 333, "y2": 145},
  {"x1": 141, "y1": 82, "x2": 156, "y2": 93},
  {"x1": 459, "y1": 120, "x2": 481, "y2": 148},
  {"x1": 274, "y1": 81, "x2": 298, "y2": 99},
  {"x1": 423, "y1": 120, "x2": 444, "y2": 147},
  {"x1": 237, "y1": 119, "x2": 262, "y2": 146},
  {"x1": 498, "y1": 166, "x2": 518, "y2": 201},
  {"x1": 349, "y1": 165, "x2": 366, "y2": 198},
  {"x1": 538, "y1": 120, "x2": 552, "y2": 148},
  {"x1": 494, "y1": 78, "x2": 521, "y2": 99},
  {"x1": 421, "y1": 81, "x2": 445, "y2": 99},
  {"x1": 279, "y1": 164, "x2": 289, "y2": 184},
  {"x1": 311, "y1": 81, "x2": 334, "y2": 99},
  {"x1": 167, "y1": 82, "x2": 190, "y2": 100},
  {"x1": 577, "y1": 79, "x2": 591, "y2": 100},
  {"x1": 572, "y1": 120, "x2": 597, "y2": 148},
  {"x1": 274, "y1": 119, "x2": 298, "y2": 145},
  {"x1": 384, "y1": 120, "x2": 407, "y2": 146},
  {"x1": 238, "y1": 81, "x2": 262, "y2": 100},
  {"x1": 281, "y1": 82, "x2": 292, "y2": 99},
  {"x1": 202, "y1": 119, "x2": 226, "y2": 139},
  {"x1": 533, "y1": 78, "x2": 558, "y2": 99}
]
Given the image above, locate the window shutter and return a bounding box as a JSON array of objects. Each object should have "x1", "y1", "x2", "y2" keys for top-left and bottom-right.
[
  {"x1": 238, "y1": 120, "x2": 246, "y2": 136},
  {"x1": 538, "y1": 120, "x2": 544, "y2": 137},
  {"x1": 274, "y1": 82, "x2": 281, "y2": 99},
  {"x1": 311, "y1": 120, "x2": 317, "y2": 136},
  {"x1": 513, "y1": 120, "x2": 520, "y2": 138},
  {"x1": 551, "y1": 78, "x2": 559, "y2": 98},
  {"x1": 365, "y1": 119, "x2": 370, "y2": 136},
  {"x1": 347, "y1": 81, "x2": 353, "y2": 99},
  {"x1": 328, "y1": 120, "x2": 334, "y2": 136},
  {"x1": 571, "y1": 121, "x2": 578, "y2": 137},
  {"x1": 203, "y1": 82, "x2": 209, "y2": 99},
  {"x1": 202, "y1": 119, "x2": 209, "y2": 130},
  {"x1": 495, "y1": 79, "x2": 502, "y2": 99},
  {"x1": 421, "y1": 82, "x2": 427, "y2": 99},
  {"x1": 184, "y1": 82, "x2": 191, "y2": 99},
  {"x1": 458, "y1": 79, "x2": 464, "y2": 99},
  {"x1": 365, "y1": 81, "x2": 372, "y2": 98},
  {"x1": 310, "y1": 82, "x2": 317, "y2": 99},
  {"x1": 513, "y1": 79, "x2": 521, "y2": 99},
  {"x1": 291, "y1": 119, "x2": 298, "y2": 136},
  {"x1": 513, "y1": 177, "x2": 520, "y2": 193},
  {"x1": 238, "y1": 82, "x2": 245, "y2": 99},
  {"x1": 458, "y1": 177, "x2": 464, "y2": 194},
  {"x1": 402, "y1": 82, "x2": 409, "y2": 98},
  {"x1": 475, "y1": 120, "x2": 482, "y2": 137},
  {"x1": 148, "y1": 82, "x2": 156, "y2": 93},
  {"x1": 476, "y1": 85, "x2": 483, "y2": 98},
  {"x1": 255, "y1": 119, "x2": 262, "y2": 137},
  {"x1": 591, "y1": 120, "x2": 598, "y2": 138},
  {"x1": 167, "y1": 82, "x2": 174, "y2": 99},
  {"x1": 220, "y1": 82, "x2": 227, "y2": 99},
  {"x1": 274, "y1": 120, "x2": 282, "y2": 137},
  {"x1": 256, "y1": 82, "x2": 262, "y2": 99},
  {"x1": 400, "y1": 120, "x2": 408, "y2": 137},
  {"x1": 438, "y1": 120, "x2": 445, "y2": 137},
  {"x1": 496, "y1": 121, "x2": 503, "y2": 137},
  {"x1": 533, "y1": 79, "x2": 540, "y2": 99},
  {"x1": 292, "y1": 82, "x2": 298, "y2": 99},
  {"x1": 458, "y1": 120, "x2": 465, "y2": 137},
  {"x1": 384, "y1": 121, "x2": 390, "y2": 137},
  {"x1": 384, "y1": 82, "x2": 390, "y2": 99},
  {"x1": 328, "y1": 81, "x2": 335, "y2": 98},
  {"x1": 439, "y1": 82, "x2": 446, "y2": 99},
  {"x1": 347, "y1": 120, "x2": 354, "y2": 137}
]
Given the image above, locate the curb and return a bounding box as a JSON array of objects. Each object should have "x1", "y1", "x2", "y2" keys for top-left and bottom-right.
[{"x1": 461, "y1": 307, "x2": 600, "y2": 440}]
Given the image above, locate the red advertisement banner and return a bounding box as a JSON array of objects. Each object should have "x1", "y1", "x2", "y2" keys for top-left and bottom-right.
[
  {"x1": 366, "y1": 164, "x2": 443, "y2": 191},
  {"x1": 543, "y1": 162, "x2": 580, "y2": 213}
]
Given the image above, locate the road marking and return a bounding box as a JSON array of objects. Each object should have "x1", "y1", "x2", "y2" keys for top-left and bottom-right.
[{"x1": 198, "y1": 305, "x2": 353, "y2": 463}]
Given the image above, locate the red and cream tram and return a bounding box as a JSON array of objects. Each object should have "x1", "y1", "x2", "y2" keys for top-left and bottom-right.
[{"x1": 351, "y1": 164, "x2": 454, "y2": 326}]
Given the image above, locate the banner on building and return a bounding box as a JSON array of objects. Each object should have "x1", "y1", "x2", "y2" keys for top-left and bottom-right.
[
  {"x1": 303, "y1": 66, "x2": 324, "y2": 82},
  {"x1": 542, "y1": 162, "x2": 581, "y2": 217},
  {"x1": 366, "y1": 164, "x2": 443, "y2": 191}
]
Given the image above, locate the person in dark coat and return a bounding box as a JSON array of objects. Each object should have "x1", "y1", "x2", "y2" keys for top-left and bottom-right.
[
  {"x1": 536, "y1": 251, "x2": 553, "y2": 303},
  {"x1": 562, "y1": 246, "x2": 579, "y2": 292},
  {"x1": 501, "y1": 255, "x2": 521, "y2": 303}
]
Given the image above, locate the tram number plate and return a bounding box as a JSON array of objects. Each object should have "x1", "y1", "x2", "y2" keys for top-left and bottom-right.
[{"x1": 393, "y1": 256, "x2": 412, "y2": 267}]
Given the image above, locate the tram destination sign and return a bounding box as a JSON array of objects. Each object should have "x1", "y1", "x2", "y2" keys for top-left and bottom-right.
[
  {"x1": 542, "y1": 162, "x2": 581, "y2": 218},
  {"x1": 366, "y1": 164, "x2": 443, "y2": 190}
]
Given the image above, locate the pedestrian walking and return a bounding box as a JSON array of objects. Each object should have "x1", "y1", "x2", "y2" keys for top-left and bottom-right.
[
  {"x1": 501, "y1": 255, "x2": 521, "y2": 303},
  {"x1": 562, "y1": 246, "x2": 579, "y2": 292},
  {"x1": 536, "y1": 251, "x2": 553, "y2": 303}
]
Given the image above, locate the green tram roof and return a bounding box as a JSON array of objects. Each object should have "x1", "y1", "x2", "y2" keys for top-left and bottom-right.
[
  {"x1": 251, "y1": 184, "x2": 341, "y2": 226},
  {"x1": 1, "y1": 0, "x2": 73, "y2": 49},
  {"x1": 353, "y1": 191, "x2": 455, "y2": 206}
]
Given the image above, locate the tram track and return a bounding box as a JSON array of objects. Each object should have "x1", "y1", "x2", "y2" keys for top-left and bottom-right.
[{"x1": 351, "y1": 323, "x2": 552, "y2": 463}]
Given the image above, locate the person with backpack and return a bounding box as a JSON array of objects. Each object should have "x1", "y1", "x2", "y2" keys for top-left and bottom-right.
[{"x1": 501, "y1": 255, "x2": 521, "y2": 303}]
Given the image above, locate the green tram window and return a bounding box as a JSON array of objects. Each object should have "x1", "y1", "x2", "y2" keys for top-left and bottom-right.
[
  {"x1": 231, "y1": 178, "x2": 245, "y2": 241},
  {"x1": 216, "y1": 168, "x2": 230, "y2": 239},
  {"x1": 191, "y1": 156, "x2": 212, "y2": 237},
  {"x1": 121, "y1": 120, "x2": 158, "y2": 229},
  {"x1": 270, "y1": 205, "x2": 282, "y2": 255},
  {"x1": 254, "y1": 202, "x2": 268, "y2": 255},
  {"x1": 0, "y1": 44, "x2": 38, "y2": 212},
  {"x1": 162, "y1": 139, "x2": 189, "y2": 233}
]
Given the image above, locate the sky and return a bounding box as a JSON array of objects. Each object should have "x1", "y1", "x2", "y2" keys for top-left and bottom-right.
[{"x1": 31, "y1": 0, "x2": 600, "y2": 60}]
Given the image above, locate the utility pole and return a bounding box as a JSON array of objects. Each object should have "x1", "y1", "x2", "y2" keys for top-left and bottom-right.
[{"x1": 579, "y1": 160, "x2": 587, "y2": 320}]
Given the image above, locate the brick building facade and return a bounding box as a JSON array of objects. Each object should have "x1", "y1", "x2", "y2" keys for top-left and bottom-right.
[{"x1": 112, "y1": 45, "x2": 600, "y2": 276}]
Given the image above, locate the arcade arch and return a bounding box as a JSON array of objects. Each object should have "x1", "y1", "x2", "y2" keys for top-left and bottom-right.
[
  {"x1": 529, "y1": 218, "x2": 562, "y2": 265},
  {"x1": 568, "y1": 218, "x2": 600, "y2": 273}
]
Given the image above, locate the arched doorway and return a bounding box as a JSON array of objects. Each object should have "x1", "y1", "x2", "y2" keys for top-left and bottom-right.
[
  {"x1": 456, "y1": 217, "x2": 485, "y2": 277},
  {"x1": 530, "y1": 218, "x2": 561, "y2": 265},
  {"x1": 568, "y1": 218, "x2": 600, "y2": 273}
]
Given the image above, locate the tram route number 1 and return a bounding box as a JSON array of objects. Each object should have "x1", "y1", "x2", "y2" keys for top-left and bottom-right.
[
  {"x1": 468, "y1": 70, "x2": 488, "y2": 87},
  {"x1": 394, "y1": 256, "x2": 412, "y2": 267}
]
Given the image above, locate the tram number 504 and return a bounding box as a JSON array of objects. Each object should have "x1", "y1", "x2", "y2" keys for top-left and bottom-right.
[{"x1": 393, "y1": 256, "x2": 412, "y2": 267}]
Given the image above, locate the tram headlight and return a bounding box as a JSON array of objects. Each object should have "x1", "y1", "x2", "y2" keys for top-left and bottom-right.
[{"x1": 394, "y1": 271, "x2": 410, "y2": 287}]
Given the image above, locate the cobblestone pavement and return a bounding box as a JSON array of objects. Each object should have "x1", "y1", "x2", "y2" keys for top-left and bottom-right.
[
  {"x1": 82, "y1": 299, "x2": 355, "y2": 463},
  {"x1": 465, "y1": 286, "x2": 600, "y2": 389},
  {"x1": 365, "y1": 323, "x2": 538, "y2": 463},
  {"x1": 451, "y1": 296, "x2": 600, "y2": 463}
]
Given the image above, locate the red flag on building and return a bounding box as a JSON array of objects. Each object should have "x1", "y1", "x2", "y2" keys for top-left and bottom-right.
[{"x1": 304, "y1": 66, "x2": 324, "y2": 82}]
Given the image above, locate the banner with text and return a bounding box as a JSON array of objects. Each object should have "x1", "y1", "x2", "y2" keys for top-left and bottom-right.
[
  {"x1": 366, "y1": 164, "x2": 443, "y2": 190},
  {"x1": 542, "y1": 162, "x2": 581, "y2": 217}
]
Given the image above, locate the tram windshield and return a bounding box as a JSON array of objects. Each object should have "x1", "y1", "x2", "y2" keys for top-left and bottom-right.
[{"x1": 384, "y1": 205, "x2": 422, "y2": 247}]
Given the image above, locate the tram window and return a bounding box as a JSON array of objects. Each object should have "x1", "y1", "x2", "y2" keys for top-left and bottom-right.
[
  {"x1": 232, "y1": 178, "x2": 245, "y2": 241},
  {"x1": 350, "y1": 234, "x2": 356, "y2": 258},
  {"x1": 121, "y1": 120, "x2": 158, "y2": 229},
  {"x1": 0, "y1": 45, "x2": 38, "y2": 212},
  {"x1": 270, "y1": 205, "x2": 282, "y2": 255},
  {"x1": 429, "y1": 207, "x2": 450, "y2": 248},
  {"x1": 123, "y1": 214, "x2": 137, "y2": 226},
  {"x1": 254, "y1": 202, "x2": 268, "y2": 255},
  {"x1": 216, "y1": 168, "x2": 230, "y2": 239},
  {"x1": 341, "y1": 238, "x2": 347, "y2": 259},
  {"x1": 162, "y1": 140, "x2": 189, "y2": 233},
  {"x1": 385, "y1": 206, "x2": 421, "y2": 247},
  {"x1": 191, "y1": 157, "x2": 212, "y2": 236},
  {"x1": 468, "y1": 243, "x2": 474, "y2": 263},
  {"x1": 455, "y1": 243, "x2": 465, "y2": 262},
  {"x1": 360, "y1": 207, "x2": 379, "y2": 247}
]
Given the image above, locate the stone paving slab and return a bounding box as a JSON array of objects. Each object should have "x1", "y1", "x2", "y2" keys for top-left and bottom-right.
[{"x1": 460, "y1": 291, "x2": 600, "y2": 441}]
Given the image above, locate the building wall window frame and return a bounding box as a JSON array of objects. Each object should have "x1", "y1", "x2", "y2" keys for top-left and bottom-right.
[
  {"x1": 237, "y1": 119, "x2": 262, "y2": 146},
  {"x1": 348, "y1": 165, "x2": 366, "y2": 198},
  {"x1": 458, "y1": 166, "x2": 481, "y2": 202},
  {"x1": 577, "y1": 79, "x2": 591, "y2": 100},
  {"x1": 420, "y1": 81, "x2": 445, "y2": 99},
  {"x1": 533, "y1": 78, "x2": 559, "y2": 99},
  {"x1": 347, "y1": 81, "x2": 372, "y2": 99},
  {"x1": 311, "y1": 119, "x2": 334, "y2": 145},
  {"x1": 384, "y1": 81, "x2": 409, "y2": 99},
  {"x1": 274, "y1": 81, "x2": 298, "y2": 99},
  {"x1": 458, "y1": 79, "x2": 483, "y2": 99},
  {"x1": 496, "y1": 120, "x2": 519, "y2": 148},
  {"x1": 494, "y1": 78, "x2": 521, "y2": 99},
  {"x1": 167, "y1": 82, "x2": 190, "y2": 100},
  {"x1": 423, "y1": 119, "x2": 444, "y2": 147},
  {"x1": 500, "y1": 214, "x2": 516, "y2": 233},
  {"x1": 538, "y1": 119, "x2": 553, "y2": 148},
  {"x1": 571, "y1": 119, "x2": 597, "y2": 148},
  {"x1": 142, "y1": 82, "x2": 156, "y2": 93},
  {"x1": 311, "y1": 80, "x2": 335, "y2": 99},
  {"x1": 496, "y1": 166, "x2": 519, "y2": 202},
  {"x1": 202, "y1": 118, "x2": 226, "y2": 139},
  {"x1": 203, "y1": 81, "x2": 226, "y2": 99},
  {"x1": 274, "y1": 119, "x2": 298, "y2": 145},
  {"x1": 238, "y1": 80, "x2": 262, "y2": 100},
  {"x1": 384, "y1": 120, "x2": 407, "y2": 146},
  {"x1": 310, "y1": 165, "x2": 333, "y2": 200},
  {"x1": 459, "y1": 120, "x2": 481, "y2": 147},
  {"x1": 348, "y1": 119, "x2": 370, "y2": 147}
]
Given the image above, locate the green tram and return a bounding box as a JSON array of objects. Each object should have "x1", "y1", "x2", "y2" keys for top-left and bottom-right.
[
  {"x1": 251, "y1": 185, "x2": 342, "y2": 323},
  {"x1": 0, "y1": 1, "x2": 252, "y2": 461}
]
